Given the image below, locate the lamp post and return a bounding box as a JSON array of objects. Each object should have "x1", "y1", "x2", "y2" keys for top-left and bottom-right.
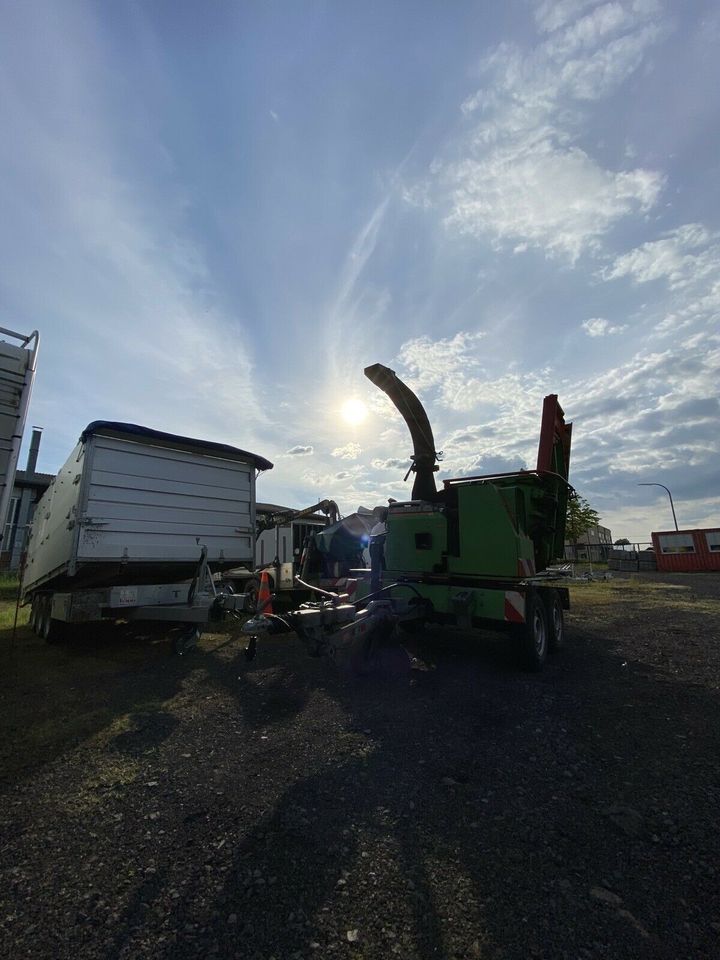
[{"x1": 638, "y1": 482, "x2": 679, "y2": 531}]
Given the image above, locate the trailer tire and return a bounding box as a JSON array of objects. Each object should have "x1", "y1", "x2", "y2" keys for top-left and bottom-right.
[
  {"x1": 29, "y1": 596, "x2": 42, "y2": 635},
  {"x1": 544, "y1": 590, "x2": 564, "y2": 652},
  {"x1": 39, "y1": 596, "x2": 66, "y2": 645},
  {"x1": 172, "y1": 625, "x2": 201, "y2": 656},
  {"x1": 243, "y1": 577, "x2": 260, "y2": 613},
  {"x1": 518, "y1": 590, "x2": 548, "y2": 672}
]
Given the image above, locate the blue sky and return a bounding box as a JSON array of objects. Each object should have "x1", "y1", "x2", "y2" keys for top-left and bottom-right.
[{"x1": 2, "y1": 0, "x2": 718, "y2": 542}]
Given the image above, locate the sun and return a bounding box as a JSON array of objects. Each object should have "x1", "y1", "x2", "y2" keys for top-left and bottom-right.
[{"x1": 341, "y1": 398, "x2": 368, "y2": 425}]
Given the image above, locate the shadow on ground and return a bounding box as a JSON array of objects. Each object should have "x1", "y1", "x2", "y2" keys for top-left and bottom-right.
[{"x1": 2, "y1": 582, "x2": 720, "y2": 960}]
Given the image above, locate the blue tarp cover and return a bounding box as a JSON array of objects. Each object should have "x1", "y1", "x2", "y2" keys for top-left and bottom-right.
[{"x1": 81, "y1": 421, "x2": 273, "y2": 471}]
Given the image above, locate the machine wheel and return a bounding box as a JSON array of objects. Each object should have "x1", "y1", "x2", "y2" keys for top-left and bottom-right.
[
  {"x1": 518, "y1": 590, "x2": 548, "y2": 672},
  {"x1": 544, "y1": 590, "x2": 564, "y2": 652}
]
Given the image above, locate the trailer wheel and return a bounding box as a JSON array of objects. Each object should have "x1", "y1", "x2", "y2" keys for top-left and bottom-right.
[
  {"x1": 544, "y1": 590, "x2": 564, "y2": 652},
  {"x1": 39, "y1": 596, "x2": 66, "y2": 645},
  {"x1": 518, "y1": 591, "x2": 548, "y2": 671},
  {"x1": 172, "y1": 625, "x2": 201, "y2": 656},
  {"x1": 29, "y1": 596, "x2": 42, "y2": 635},
  {"x1": 243, "y1": 577, "x2": 260, "y2": 613}
]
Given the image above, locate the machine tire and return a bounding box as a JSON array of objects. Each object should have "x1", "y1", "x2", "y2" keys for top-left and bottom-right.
[
  {"x1": 544, "y1": 590, "x2": 564, "y2": 652},
  {"x1": 518, "y1": 590, "x2": 548, "y2": 672}
]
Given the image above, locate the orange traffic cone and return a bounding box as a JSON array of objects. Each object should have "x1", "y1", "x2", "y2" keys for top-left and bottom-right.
[{"x1": 257, "y1": 569, "x2": 273, "y2": 614}]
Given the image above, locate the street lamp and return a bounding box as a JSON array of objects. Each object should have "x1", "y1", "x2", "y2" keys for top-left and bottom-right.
[{"x1": 638, "y1": 482, "x2": 679, "y2": 531}]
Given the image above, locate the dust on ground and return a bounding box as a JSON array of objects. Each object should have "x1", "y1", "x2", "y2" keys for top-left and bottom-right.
[{"x1": 1, "y1": 573, "x2": 719, "y2": 960}]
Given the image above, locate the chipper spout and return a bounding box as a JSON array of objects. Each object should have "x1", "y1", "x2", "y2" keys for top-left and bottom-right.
[{"x1": 364, "y1": 363, "x2": 440, "y2": 501}]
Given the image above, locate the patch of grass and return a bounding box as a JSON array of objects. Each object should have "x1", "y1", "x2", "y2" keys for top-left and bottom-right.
[
  {"x1": 0, "y1": 574, "x2": 24, "y2": 626},
  {"x1": 569, "y1": 578, "x2": 720, "y2": 617},
  {"x1": 0, "y1": 604, "x2": 190, "y2": 786},
  {"x1": 1, "y1": 704, "x2": 114, "y2": 783},
  {"x1": 58, "y1": 754, "x2": 141, "y2": 814}
]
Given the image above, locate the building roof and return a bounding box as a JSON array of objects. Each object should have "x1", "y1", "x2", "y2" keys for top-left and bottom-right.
[{"x1": 13, "y1": 470, "x2": 54, "y2": 488}]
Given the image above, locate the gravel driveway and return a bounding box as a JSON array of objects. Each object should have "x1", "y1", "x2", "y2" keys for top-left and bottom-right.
[{"x1": 1, "y1": 575, "x2": 719, "y2": 959}]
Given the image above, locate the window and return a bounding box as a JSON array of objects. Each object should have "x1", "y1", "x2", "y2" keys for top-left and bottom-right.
[
  {"x1": 2, "y1": 497, "x2": 20, "y2": 546},
  {"x1": 706, "y1": 532, "x2": 720, "y2": 553},
  {"x1": 658, "y1": 533, "x2": 695, "y2": 554}
]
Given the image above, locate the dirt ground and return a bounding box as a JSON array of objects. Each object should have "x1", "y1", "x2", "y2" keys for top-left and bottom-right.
[{"x1": 1, "y1": 573, "x2": 719, "y2": 960}]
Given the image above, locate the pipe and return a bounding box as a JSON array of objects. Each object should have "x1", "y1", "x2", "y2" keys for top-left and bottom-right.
[
  {"x1": 364, "y1": 363, "x2": 439, "y2": 501},
  {"x1": 26, "y1": 427, "x2": 42, "y2": 475}
]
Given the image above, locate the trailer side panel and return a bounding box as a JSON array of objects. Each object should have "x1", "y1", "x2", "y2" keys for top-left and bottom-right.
[
  {"x1": 23, "y1": 429, "x2": 261, "y2": 594},
  {"x1": 78, "y1": 435, "x2": 253, "y2": 563}
]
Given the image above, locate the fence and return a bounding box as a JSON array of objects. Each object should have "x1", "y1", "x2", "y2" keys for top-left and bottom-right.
[{"x1": 607, "y1": 545, "x2": 657, "y2": 572}]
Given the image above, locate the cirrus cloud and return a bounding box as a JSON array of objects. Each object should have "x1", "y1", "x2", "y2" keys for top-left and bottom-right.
[
  {"x1": 425, "y1": 0, "x2": 668, "y2": 261},
  {"x1": 582, "y1": 317, "x2": 626, "y2": 337}
]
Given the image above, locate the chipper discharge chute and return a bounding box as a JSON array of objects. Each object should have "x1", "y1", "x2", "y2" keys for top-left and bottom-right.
[{"x1": 242, "y1": 363, "x2": 573, "y2": 673}]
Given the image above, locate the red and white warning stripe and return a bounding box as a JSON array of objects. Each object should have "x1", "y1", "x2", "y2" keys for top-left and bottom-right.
[
  {"x1": 504, "y1": 590, "x2": 526, "y2": 623},
  {"x1": 517, "y1": 557, "x2": 535, "y2": 577}
]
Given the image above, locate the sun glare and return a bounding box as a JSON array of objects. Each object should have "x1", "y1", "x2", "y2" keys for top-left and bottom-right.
[{"x1": 341, "y1": 398, "x2": 368, "y2": 425}]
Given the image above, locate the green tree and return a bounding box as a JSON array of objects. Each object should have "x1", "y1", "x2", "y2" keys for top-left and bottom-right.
[{"x1": 566, "y1": 493, "x2": 601, "y2": 560}]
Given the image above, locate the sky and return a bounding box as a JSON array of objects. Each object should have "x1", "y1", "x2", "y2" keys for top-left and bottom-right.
[{"x1": 1, "y1": 0, "x2": 718, "y2": 543}]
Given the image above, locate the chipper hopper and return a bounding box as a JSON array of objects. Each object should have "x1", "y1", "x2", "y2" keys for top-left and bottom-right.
[{"x1": 243, "y1": 364, "x2": 572, "y2": 672}]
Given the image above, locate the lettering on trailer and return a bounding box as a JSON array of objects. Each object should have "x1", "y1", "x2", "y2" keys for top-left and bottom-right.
[{"x1": 504, "y1": 590, "x2": 525, "y2": 623}]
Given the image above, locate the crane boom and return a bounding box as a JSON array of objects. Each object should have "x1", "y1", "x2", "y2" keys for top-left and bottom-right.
[{"x1": 256, "y1": 499, "x2": 340, "y2": 534}]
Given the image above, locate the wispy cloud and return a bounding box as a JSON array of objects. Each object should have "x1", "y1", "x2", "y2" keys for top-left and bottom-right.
[
  {"x1": 324, "y1": 196, "x2": 391, "y2": 382},
  {"x1": 286, "y1": 445, "x2": 314, "y2": 457},
  {"x1": 602, "y1": 223, "x2": 719, "y2": 288},
  {"x1": 0, "y1": 0, "x2": 264, "y2": 465},
  {"x1": 601, "y1": 222, "x2": 720, "y2": 336},
  {"x1": 331, "y1": 442, "x2": 362, "y2": 460},
  {"x1": 371, "y1": 458, "x2": 411, "y2": 471},
  {"x1": 582, "y1": 317, "x2": 626, "y2": 336},
  {"x1": 398, "y1": 331, "x2": 488, "y2": 411},
  {"x1": 425, "y1": 0, "x2": 668, "y2": 261}
]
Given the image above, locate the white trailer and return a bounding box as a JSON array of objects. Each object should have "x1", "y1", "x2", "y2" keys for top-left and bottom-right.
[
  {"x1": 0, "y1": 326, "x2": 40, "y2": 552},
  {"x1": 22, "y1": 421, "x2": 272, "y2": 648}
]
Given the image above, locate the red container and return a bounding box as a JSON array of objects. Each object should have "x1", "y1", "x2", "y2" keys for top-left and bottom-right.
[{"x1": 651, "y1": 528, "x2": 720, "y2": 572}]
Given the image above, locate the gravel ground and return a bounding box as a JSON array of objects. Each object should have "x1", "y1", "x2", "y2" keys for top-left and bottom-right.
[{"x1": 1, "y1": 574, "x2": 719, "y2": 960}]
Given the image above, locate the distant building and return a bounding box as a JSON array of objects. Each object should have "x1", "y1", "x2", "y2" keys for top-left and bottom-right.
[
  {"x1": 565, "y1": 523, "x2": 613, "y2": 562},
  {"x1": 1, "y1": 428, "x2": 54, "y2": 571},
  {"x1": 652, "y1": 528, "x2": 720, "y2": 572}
]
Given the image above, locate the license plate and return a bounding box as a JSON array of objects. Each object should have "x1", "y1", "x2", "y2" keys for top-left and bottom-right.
[{"x1": 117, "y1": 588, "x2": 138, "y2": 606}]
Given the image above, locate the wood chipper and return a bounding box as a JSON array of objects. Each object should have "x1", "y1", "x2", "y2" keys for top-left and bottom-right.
[{"x1": 242, "y1": 363, "x2": 572, "y2": 672}]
